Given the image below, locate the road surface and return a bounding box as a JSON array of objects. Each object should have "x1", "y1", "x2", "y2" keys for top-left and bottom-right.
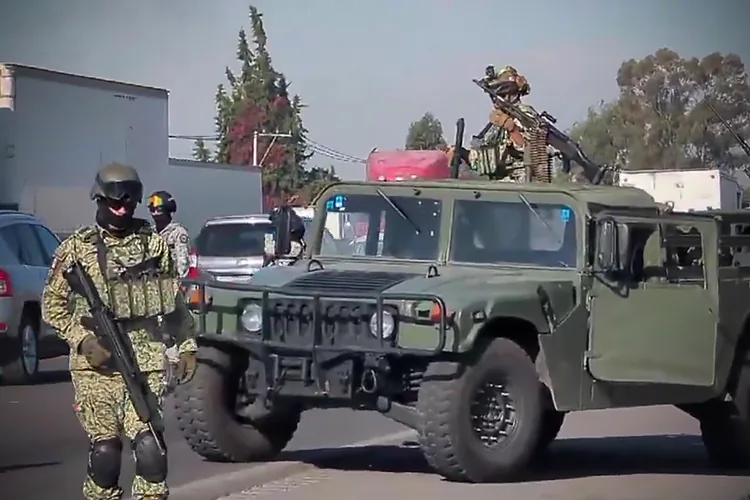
[
  {"x1": 0, "y1": 357, "x2": 405, "y2": 500},
  {"x1": 214, "y1": 405, "x2": 750, "y2": 500},
  {"x1": 3, "y1": 358, "x2": 750, "y2": 500}
]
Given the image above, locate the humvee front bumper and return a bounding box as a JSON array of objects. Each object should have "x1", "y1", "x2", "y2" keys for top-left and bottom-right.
[{"x1": 187, "y1": 279, "x2": 449, "y2": 401}]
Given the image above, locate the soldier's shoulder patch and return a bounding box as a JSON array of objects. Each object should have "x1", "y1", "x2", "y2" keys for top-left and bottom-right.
[
  {"x1": 179, "y1": 232, "x2": 189, "y2": 244},
  {"x1": 49, "y1": 246, "x2": 70, "y2": 277}
]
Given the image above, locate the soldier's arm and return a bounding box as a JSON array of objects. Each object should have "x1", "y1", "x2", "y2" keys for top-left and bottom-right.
[
  {"x1": 172, "y1": 226, "x2": 191, "y2": 278},
  {"x1": 41, "y1": 239, "x2": 88, "y2": 352},
  {"x1": 153, "y1": 233, "x2": 197, "y2": 353}
]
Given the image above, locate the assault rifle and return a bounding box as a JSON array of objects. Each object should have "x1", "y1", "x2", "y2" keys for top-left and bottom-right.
[
  {"x1": 473, "y1": 78, "x2": 615, "y2": 185},
  {"x1": 65, "y1": 262, "x2": 166, "y2": 455}
]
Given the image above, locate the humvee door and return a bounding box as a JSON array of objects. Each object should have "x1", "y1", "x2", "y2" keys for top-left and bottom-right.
[{"x1": 586, "y1": 213, "x2": 718, "y2": 386}]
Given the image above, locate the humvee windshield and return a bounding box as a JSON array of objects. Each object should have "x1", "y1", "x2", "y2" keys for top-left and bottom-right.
[
  {"x1": 318, "y1": 192, "x2": 442, "y2": 260},
  {"x1": 451, "y1": 199, "x2": 577, "y2": 268}
]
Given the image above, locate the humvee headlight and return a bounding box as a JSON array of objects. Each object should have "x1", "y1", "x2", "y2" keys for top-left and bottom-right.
[
  {"x1": 240, "y1": 303, "x2": 263, "y2": 333},
  {"x1": 369, "y1": 310, "x2": 395, "y2": 340}
]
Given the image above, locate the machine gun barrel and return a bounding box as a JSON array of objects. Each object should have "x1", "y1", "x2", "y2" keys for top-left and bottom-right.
[
  {"x1": 472, "y1": 78, "x2": 613, "y2": 185},
  {"x1": 66, "y1": 262, "x2": 166, "y2": 454},
  {"x1": 706, "y1": 101, "x2": 750, "y2": 158}
]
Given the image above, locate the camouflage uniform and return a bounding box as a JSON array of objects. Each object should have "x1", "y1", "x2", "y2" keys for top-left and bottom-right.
[
  {"x1": 42, "y1": 165, "x2": 197, "y2": 500},
  {"x1": 158, "y1": 221, "x2": 191, "y2": 279},
  {"x1": 148, "y1": 192, "x2": 190, "y2": 370},
  {"x1": 471, "y1": 65, "x2": 536, "y2": 182}
]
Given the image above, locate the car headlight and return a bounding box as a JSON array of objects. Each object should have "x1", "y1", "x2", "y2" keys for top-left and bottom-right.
[
  {"x1": 240, "y1": 303, "x2": 263, "y2": 333},
  {"x1": 369, "y1": 310, "x2": 395, "y2": 339}
]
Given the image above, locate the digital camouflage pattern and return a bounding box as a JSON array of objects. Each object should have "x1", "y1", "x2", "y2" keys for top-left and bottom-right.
[
  {"x1": 42, "y1": 220, "x2": 196, "y2": 499},
  {"x1": 158, "y1": 220, "x2": 191, "y2": 279},
  {"x1": 42, "y1": 220, "x2": 197, "y2": 372},
  {"x1": 469, "y1": 66, "x2": 537, "y2": 182},
  {"x1": 72, "y1": 370, "x2": 167, "y2": 500}
]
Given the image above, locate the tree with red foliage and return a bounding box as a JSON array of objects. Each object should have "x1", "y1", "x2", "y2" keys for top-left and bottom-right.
[{"x1": 194, "y1": 5, "x2": 339, "y2": 209}]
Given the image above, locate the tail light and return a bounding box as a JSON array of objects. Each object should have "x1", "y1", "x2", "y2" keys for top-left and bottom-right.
[
  {"x1": 186, "y1": 248, "x2": 199, "y2": 280},
  {"x1": 185, "y1": 249, "x2": 210, "y2": 306},
  {"x1": 0, "y1": 268, "x2": 13, "y2": 297}
]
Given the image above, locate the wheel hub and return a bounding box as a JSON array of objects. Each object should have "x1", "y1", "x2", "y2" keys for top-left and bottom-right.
[
  {"x1": 470, "y1": 380, "x2": 516, "y2": 447},
  {"x1": 21, "y1": 325, "x2": 37, "y2": 375}
]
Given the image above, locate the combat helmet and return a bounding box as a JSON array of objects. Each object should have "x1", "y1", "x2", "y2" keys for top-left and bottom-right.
[
  {"x1": 500, "y1": 66, "x2": 530, "y2": 95},
  {"x1": 148, "y1": 190, "x2": 177, "y2": 214},
  {"x1": 90, "y1": 163, "x2": 143, "y2": 203}
]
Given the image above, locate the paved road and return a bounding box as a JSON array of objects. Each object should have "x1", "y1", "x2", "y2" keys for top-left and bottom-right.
[
  {"x1": 218, "y1": 406, "x2": 750, "y2": 500},
  {"x1": 0, "y1": 357, "x2": 405, "y2": 500}
]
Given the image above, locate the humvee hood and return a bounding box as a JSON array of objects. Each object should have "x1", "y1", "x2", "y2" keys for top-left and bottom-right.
[{"x1": 246, "y1": 263, "x2": 576, "y2": 331}]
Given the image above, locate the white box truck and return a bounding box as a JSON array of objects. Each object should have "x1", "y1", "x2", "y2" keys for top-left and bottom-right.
[{"x1": 618, "y1": 168, "x2": 743, "y2": 212}]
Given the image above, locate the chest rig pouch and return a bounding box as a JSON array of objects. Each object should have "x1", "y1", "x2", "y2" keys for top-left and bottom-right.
[{"x1": 90, "y1": 230, "x2": 177, "y2": 342}]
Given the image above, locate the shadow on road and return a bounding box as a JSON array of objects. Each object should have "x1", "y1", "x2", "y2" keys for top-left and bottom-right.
[
  {"x1": 282, "y1": 434, "x2": 746, "y2": 483},
  {"x1": 1, "y1": 370, "x2": 71, "y2": 386},
  {"x1": 0, "y1": 461, "x2": 61, "y2": 473}
]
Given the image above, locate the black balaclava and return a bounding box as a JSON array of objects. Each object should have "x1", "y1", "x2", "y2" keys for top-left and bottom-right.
[
  {"x1": 96, "y1": 198, "x2": 137, "y2": 237},
  {"x1": 152, "y1": 212, "x2": 172, "y2": 233}
]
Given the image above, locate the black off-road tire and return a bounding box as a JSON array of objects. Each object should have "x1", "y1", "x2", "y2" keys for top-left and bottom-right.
[
  {"x1": 173, "y1": 345, "x2": 301, "y2": 462},
  {"x1": 535, "y1": 410, "x2": 565, "y2": 455},
  {"x1": 699, "y1": 348, "x2": 750, "y2": 469},
  {"x1": 416, "y1": 337, "x2": 543, "y2": 482},
  {"x1": 3, "y1": 313, "x2": 40, "y2": 385}
]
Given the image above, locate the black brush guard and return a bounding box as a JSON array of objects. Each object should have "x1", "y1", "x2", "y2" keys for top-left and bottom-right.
[{"x1": 184, "y1": 279, "x2": 449, "y2": 400}]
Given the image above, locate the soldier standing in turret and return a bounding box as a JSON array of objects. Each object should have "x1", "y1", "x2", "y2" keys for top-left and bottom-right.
[
  {"x1": 481, "y1": 65, "x2": 533, "y2": 182},
  {"x1": 42, "y1": 164, "x2": 198, "y2": 500}
]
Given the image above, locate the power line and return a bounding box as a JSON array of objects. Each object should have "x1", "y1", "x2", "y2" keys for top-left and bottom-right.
[{"x1": 169, "y1": 132, "x2": 367, "y2": 164}]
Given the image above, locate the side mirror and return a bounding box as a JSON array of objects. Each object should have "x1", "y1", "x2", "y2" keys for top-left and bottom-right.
[
  {"x1": 595, "y1": 219, "x2": 619, "y2": 272},
  {"x1": 266, "y1": 207, "x2": 292, "y2": 258}
]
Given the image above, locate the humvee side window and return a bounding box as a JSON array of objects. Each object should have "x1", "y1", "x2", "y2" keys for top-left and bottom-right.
[
  {"x1": 636, "y1": 222, "x2": 704, "y2": 285},
  {"x1": 450, "y1": 200, "x2": 577, "y2": 267},
  {"x1": 319, "y1": 193, "x2": 442, "y2": 261}
]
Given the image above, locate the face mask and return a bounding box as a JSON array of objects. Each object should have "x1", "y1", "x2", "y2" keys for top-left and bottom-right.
[
  {"x1": 96, "y1": 199, "x2": 136, "y2": 236},
  {"x1": 152, "y1": 213, "x2": 171, "y2": 232}
]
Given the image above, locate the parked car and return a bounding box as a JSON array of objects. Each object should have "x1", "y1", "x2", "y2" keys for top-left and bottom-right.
[
  {"x1": 0, "y1": 210, "x2": 68, "y2": 383},
  {"x1": 191, "y1": 214, "x2": 338, "y2": 283}
]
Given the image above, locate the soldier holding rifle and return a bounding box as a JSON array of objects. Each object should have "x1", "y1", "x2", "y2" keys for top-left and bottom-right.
[{"x1": 42, "y1": 163, "x2": 198, "y2": 500}]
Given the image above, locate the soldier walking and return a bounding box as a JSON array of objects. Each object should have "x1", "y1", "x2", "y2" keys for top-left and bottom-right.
[
  {"x1": 42, "y1": 163, "x2": 198, "y2": 500},
  {"x1": 147, "y1": 190, "x2": 192, "y2": 390}
]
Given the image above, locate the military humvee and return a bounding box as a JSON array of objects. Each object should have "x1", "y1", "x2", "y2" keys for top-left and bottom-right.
[{"x1": 173, "y1": 177, "x2": 750, "y2": 482}]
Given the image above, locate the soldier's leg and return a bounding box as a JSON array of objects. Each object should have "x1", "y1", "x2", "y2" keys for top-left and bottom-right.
[
  {"x1": 71, "y1": 370, "x2": 125, "y2": 500},
  {"x1": 124, "y1": 370, "x2": 168, "y2": 500}
]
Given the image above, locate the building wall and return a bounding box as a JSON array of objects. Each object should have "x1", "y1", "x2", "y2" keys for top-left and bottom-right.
[
  {"x1": 0, "y1": 64, "x2": 168, "y2": 232},
  {"x1": 155, "y1": 159, "x2": 263, "y2": 236}
]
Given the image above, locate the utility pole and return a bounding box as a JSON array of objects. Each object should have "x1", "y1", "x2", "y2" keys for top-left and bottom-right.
[{"x1": 253, "y1": 130, "x2": 293, "y2": 167}]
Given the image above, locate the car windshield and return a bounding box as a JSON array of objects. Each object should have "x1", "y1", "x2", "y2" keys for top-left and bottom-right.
[
  {"x1": 450, "y1": 199, "x2": 577, "y2": 267},
  {"x1": 317, "y1": 192, "x2": 442, "y2": 261},
  {"x1": 196, "y1": 222, "x2": 270, "y2": 257}
]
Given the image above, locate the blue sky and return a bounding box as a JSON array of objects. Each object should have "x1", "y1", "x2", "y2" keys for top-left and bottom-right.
[{"x1": 1, "y1": 0, "x2": 748, "y2": 179}]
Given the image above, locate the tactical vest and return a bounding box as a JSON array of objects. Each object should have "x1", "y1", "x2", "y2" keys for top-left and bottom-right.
[{"x1": 88, "y1": 229, "x2": 177, "y2": 324}]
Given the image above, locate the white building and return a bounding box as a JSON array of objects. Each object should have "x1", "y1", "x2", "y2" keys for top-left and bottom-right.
[
  {"x1": 0, "y1": 64, "x2": 262, "y2": 234},
  {"x1": 0, "y1": 63, "x2": 168, "y2": 231}
]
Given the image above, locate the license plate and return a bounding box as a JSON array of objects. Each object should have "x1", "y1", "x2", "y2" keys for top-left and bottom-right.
[{"x1": 214, "y1": 275, "x2": 252, "y2": 283}]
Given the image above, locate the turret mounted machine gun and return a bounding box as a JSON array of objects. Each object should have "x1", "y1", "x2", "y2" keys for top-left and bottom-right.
[{"x1": 473, "y1": 78, "x2": 617, "y2": 185}]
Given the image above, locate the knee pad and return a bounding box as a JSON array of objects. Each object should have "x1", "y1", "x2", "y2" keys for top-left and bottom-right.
[
  {"x1": 132, "y1": 431, "x2": 168, "y2": 483},
  {"x1": 88, "y1": 438, "x2": 122, "y2": 489}
]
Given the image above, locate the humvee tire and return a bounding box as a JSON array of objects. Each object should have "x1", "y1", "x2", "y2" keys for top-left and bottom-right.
[
  {"x1": 174, "y1": 346, "x2": 301, "y2": 462},
  {"x1": 536, "y1": 410, "x2": 566, "y2": 455},
  {"x1": 416, "y1": 337, "x2": 543, "y2": 482},
  {"x1": 699, "y1": 347, "x2": 750, "y2": 469}
]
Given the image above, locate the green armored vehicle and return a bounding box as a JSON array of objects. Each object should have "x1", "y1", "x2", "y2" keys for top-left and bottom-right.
[{"x1": 174, "y1": 174, "x2": 750, "y2": 482}]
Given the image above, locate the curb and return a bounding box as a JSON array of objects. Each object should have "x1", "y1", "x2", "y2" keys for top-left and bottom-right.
[{"x1": 167, "y1": 429, "x2": 416, "y2": 500}]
